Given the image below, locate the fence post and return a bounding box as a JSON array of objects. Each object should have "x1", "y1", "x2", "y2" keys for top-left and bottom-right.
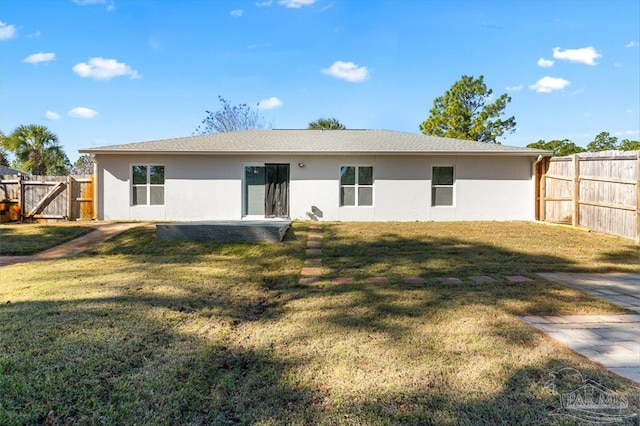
[
  {"x1": 636, "y1": 151, "x2": 640, "y2": 243},
  {"x1": 572, "y1": 155, "x2": 580, "y2": 227},
  {"x1": 18, "y1": 173, "x2": 24, "y2": 223},
  {"x1": 539, "y1": 157, "x2": 547, "y2": 221},
  {"x1": 67, "y1": 175, "x2": 73, "y2": 220}
]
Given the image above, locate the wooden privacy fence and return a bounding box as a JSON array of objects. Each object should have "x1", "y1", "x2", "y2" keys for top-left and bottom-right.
[
  {"x1": 536, "y1": 151, "x2": 640, "y2": 242},
  {"x1": 0, "y1": 174, "x2": 95, "y2": 222}
]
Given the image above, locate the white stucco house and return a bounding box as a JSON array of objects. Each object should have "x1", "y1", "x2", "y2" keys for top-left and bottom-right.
[{"x1": 80, "y1": 129, "x2": 551, "y2": 222}]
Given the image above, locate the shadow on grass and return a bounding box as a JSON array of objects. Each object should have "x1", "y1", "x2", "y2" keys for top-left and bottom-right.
[
  {"x1": 596, "y1": 248, "x2": 640, "y2": 267},
  {"x1": 0, "y1": 225, "x2": 94, "y2": 256},
  {"x1": 321, "y1": 225, "x2": 640, "y2": 277},
  {"x1": 0, "y1": 295, "x2": 322, "y2": 425},
  {"x1": 3, "y1": 293, "x2": 635, "y2": 425},
  {"x1": 2, "y1": 222, "x2": 638, "y2": 424}
]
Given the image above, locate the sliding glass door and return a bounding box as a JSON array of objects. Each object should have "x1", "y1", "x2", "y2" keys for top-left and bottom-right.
[{"x1": 243, "y1": 164, "x2": 289, "y2": 218}]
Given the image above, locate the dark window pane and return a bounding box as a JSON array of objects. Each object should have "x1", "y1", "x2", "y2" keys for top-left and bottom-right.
[
  {"x1": 358, "y1": 167, "x2": 373, "y2": 185},
  {"x1": 358, "y1": 187, "x2": 373, "y2": 206},
  {"x1": 132, "y1": 166, "x2": 147, "y2": 185},
  {"x1": 132, "y1": 186, "x2": 147, "y2": 205},
  {"x1": 150, "y1": 186, "x2": 164, "y2": 205},
  {"x1": 432, "y1": 167, "x2": 454, "y2": 185},
  {"x1": 340, "y1": 187, "x2": 355, "y2": 206},
  {"x1": 150, "y1": 166, "x2": 164, "y2": 184},
  {"x1": 432, "y1": 187, "x2": 453, "y2": 206},
  {"x1": 340, "y1": 166, "x2": 355, "y2": 185}
]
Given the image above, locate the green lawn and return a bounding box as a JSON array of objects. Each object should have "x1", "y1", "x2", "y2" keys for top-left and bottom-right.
[
  {"x1": 0, "y1": 222, "x2": 638, "y2": 425},
  {"x1": 0, "y1": 223, "x2": 95, "y2": 255}
]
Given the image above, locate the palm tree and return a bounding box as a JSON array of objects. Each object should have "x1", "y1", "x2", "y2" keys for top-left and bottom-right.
[
  {"x1": 307, "y1": 117, "x2": 346, "y2": 130},
  {"x1": 5, "y1": 125, "x2": 70, "y2": 175},
  {"x1": 0, "y1": 131, "x2": 9, "y2": 166}
]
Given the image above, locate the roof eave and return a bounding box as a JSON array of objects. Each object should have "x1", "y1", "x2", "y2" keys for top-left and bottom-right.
[{"x1": 81, "y1": 149, "x2": 552, "y2": 157}]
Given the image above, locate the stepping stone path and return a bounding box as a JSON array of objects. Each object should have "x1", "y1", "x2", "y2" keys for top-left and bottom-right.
[
  {"x1": 332, "y1": 277, "x2": 353, "y2": 284},
  {"x1": 439, "y1": 277, "x2": 463, "y2": 284},
  {"x1": 299, "y1": 224, "x2": 325, "y2": 284}
]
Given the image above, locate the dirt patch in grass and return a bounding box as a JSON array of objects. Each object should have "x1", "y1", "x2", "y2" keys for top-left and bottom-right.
[
  {"x1": 1, "y1": 222, "x2": 638, "y2": 424},
  {"x1": 0, "y1": 223, "x2": 95, "y2": 255}
]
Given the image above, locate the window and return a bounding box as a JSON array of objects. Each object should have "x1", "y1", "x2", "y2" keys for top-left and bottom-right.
[
  {"x1": 432, "y1": 166, "x2": 454, "y2": 206},
  {"x1": 340, "y1": 166, "x2": 373, "y2": 206},
  {"x1": 132, "y1": 165, "x2": 164, "y2": 206}
]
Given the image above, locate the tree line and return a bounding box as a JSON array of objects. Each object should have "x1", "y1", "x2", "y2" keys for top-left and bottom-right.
[
  {"x1": 0, "y1": 126, "x2": 94, "y2": 176},
  {"x1": 2, "y1": 75, "x2": 638, "y2": 175},
  {"x1": 526, "y1": 132, "x2": 639, "y2": 156}
]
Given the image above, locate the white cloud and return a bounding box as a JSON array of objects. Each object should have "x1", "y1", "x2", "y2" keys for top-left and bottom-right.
[
  {"x1": 506, "y1": 84, "x2": 523, "y2": 91},
  {"x1": 68, "y1": 107, "x2": 98, "y2": 119},
  {"x1": 230, "y1": 9, "x2": 244, "y2": 17},
  {"x1": 27, "y1": 30, "x2": 41, "y2": 38},
  {"x1": 537, "y1": 58, "x2": 554, "y2": 68},
  {"x1": 0, "y1": 21, "x2": 17, "y2": 40},
  {"x1": 258, "y1": 97, "x2": 283, "y2": 110},
  {"x1": 529, "y1": 76, "x2": 570, "y2": 93},
  {"x1": 256, "y1": 0, "x2": 272, "y2": 6},
  {"x1": 44, "y1": 111, "x2": 60, "y2": 120},
  {"x1": 74, "y1": 0, "x2": 115, "y2": 10},
  {"x1": 614, "y1": 62, "x2": 623, "y2": 68},
  {"x1": 626, "y1": 41, "x2": 638, "y2": 48},
  {"x1": 552, "y1": 46, "x2": 601, "y2": 65},
  {"x1": 279, "y1": 0, "x2": 316, "y2": 8},
  {"x1": 72, "y1": 57, "x2": 140, "y2": 80},
  {"x1": 322, "y1": 60, "x2": 370, "y2": 82},
  {"x1": 23, "y1": 52, "x2": 56, "y2": 64}
]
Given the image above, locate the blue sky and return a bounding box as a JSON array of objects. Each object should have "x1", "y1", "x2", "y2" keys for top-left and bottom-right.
[{"x1": 0, "y1": 0, "x2": 638, "y2": 162}]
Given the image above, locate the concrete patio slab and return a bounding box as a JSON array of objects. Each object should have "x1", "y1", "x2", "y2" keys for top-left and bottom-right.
[{"x1": 525, "y1": 272, "x2": 640, "y2": 385}]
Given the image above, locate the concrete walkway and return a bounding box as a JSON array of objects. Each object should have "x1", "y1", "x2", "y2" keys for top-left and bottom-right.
[
  {"x1": 524, "y1": 272, "x2": 640, "y2": 385},
  {"x1": 0, "y1": 222, "x2": 144, "y2": 267}
]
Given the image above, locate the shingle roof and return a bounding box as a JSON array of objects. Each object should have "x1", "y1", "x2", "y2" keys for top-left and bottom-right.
[
  {"x1": 80, "y1": 129, "x2": 551, "y2": 156},
  {"x1": 0, "y1": 165, "x2": 23, "y2": 175}
]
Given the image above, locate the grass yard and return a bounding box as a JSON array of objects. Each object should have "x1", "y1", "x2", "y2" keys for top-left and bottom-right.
[
  {"x1": 0, "y1": 221, "x2": 638, "y2": 425},
  {"x1": 0, "y1": 223, "x2": 95, "y2": 255}
]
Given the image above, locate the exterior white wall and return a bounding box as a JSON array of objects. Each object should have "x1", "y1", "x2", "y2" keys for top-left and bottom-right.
[{"x1": 95, "y1": 153, "x2": 537, "y2": 222}]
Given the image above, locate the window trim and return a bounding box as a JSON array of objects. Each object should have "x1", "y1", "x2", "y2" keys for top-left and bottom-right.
[
  {"x1": 130, "y1": 164, "x2": 165, "y2": 207},
  {"x1": 431, "y1": 165, "x2": 455, "y2": 207},
  {"x1": 339, "y1": 165, "x2": 374, "y2": 207}
]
